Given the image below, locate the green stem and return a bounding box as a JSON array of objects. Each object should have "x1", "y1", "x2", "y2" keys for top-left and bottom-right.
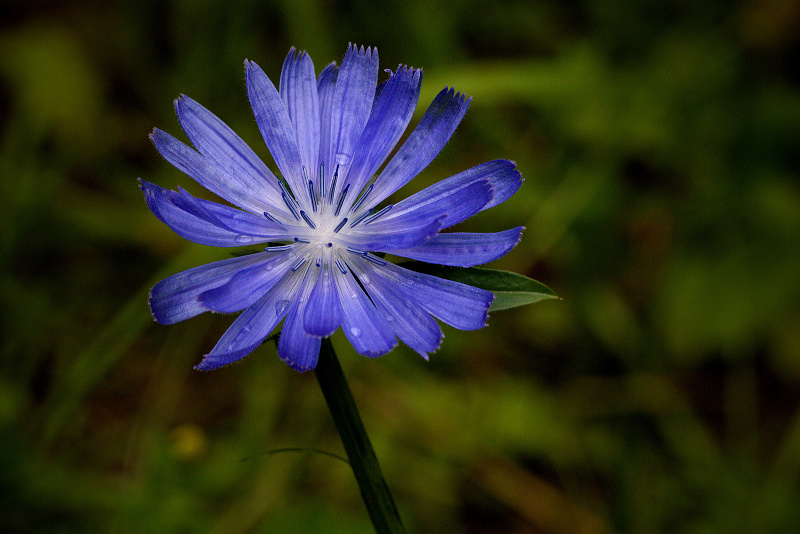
[{"x1": 315, "y1": 337, "x2": 406, "y2": 534}]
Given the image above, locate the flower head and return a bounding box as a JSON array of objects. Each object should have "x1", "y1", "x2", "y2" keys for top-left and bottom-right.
[{"x1": 142, "y1": 45, "x2": 523, "y2": 371}]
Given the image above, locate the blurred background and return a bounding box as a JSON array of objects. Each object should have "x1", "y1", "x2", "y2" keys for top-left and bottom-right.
[{"x1": 2, "y1": 0, "x2": 800, "y2": 532}]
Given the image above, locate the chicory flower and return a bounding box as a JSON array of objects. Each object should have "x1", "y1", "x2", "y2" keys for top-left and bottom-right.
[{"x1": 141, "y1": 44, "x2": 523, "y2": 371}]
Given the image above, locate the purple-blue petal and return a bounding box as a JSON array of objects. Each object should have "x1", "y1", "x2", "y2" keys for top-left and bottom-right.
[
  {"x1": 472, "y1": 160, "x2": 523, "y2": 213},
  {"x1": 245, "y1": 59, "x2": 306, "y2": 203},
  {"x1": 280, "y1": 49, "x2": 320, "y2": 182},
  {"x1": 345, "y1": 217, "x2": 443, "y2": 251},
  {"x1": 303, "y1": 267, "x2": 341, "y2": 337},
  {"x1": 194, "y1": 269, "x2": 302, "y2": 370},
  {"x1": 141, "y1": 180, "x2": 264, "y2": 247},
  {"x1": 388, "y1": 227, "x2": 524, "y2": 267},
  {"x1": 173, "y1": 96, "x2": 285, "y2": 207},
  {"x1": 184, "y1": 191, "x2": 288, "y2": 237},
  {"x1": 349, "y1": 257, "x2": 442, "y2": 358},
  {"x1": 316, "y1": 62, "x2": 339, "y2": 180},
  {"x1": 362, "y1": 179, "x2": 492, "y2": 239},
  {"x1": 334, "y1": 266, "x2": 397, "y2": 357},
  {"x1": 198, "y1": 252, "x2": 295, "y2": 313},
  {"x1": 401, "y1": 159, "x2": 523, "y2": 229},
  {"x1": 368, "y1": 86, "x2": 471, "y2": 206},
  {"x1": 149, "y1": 252, "x2": 275, "y2": 325},
  {"x1": 339, "y1": 65, "x2": 422, "y2": 208},
  {"x1": 325, "y1": 44, "x2": 378, "y2": 187},
  {"x1": 150, "y1": 128, "x2": 288, "y2": 216},
  {"x1": 279, "y1": 297, "x2": 322, "y2": 372},
  {"x1": 278, "y1": 268, "x2": 322, "y2": 371},
  {"x1": 139, "y1": 180, "x2": 285, "y2": 246},
  {"x1": 375, "y1": 262, "x2": 493, "y2": 330}
]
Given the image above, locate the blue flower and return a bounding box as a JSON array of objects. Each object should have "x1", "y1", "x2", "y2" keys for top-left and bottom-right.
[{"x1": 141, "y1": 45, "x2": 524, "y2": 371}]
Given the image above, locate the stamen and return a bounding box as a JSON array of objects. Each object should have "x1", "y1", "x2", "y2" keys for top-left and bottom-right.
[
  {"x1": 303, "y1": 173, "x2": 317, "y2": 213},
  {"x1": 307, "y1": 179, "x2": 318, "y2": 212},
  {"x1": 280, "y1": 182, "x2": 301, "y2": 221},
  {"x1": 319, "y1": 163, "x2": 325, "y2": 203},
  {"x1": 265, "y1": 244, "x2": 293, "y2": 252},
  {"x1": 263, "y1": 211, "x2": 283, "y2": 225},
  {"x1": 362, "y1": 204, "x2": 393, "y2": 225},
  {"x1": 328, "y1": 165, "x2": 339, "y2": 204},
  {"x1": 351, "y1": 184, "x2": 373, "y2": 213},
  {"x1": 294, "y1": 237, "x2": 310, "y2": 243},
  {"x1": 333, "y1": 218, "x2": 348, "y2": 233},
  {"x1": 291, "y1": 257, "x2": 307, "y2": 271},
  {"x1": 364, "y1": 253, "x2": 387, "y2": 266},
  {"x1": 299, "y1": 210, "x2": 316, "y2": 229},
  {"x1": 349, "y1": 208, "x2": 373, "y2": 228},
  {"x1": 345, "y1": 247, "x2": 385, "y2": 266},
  {"x1": 335, "y1": 258, "x2": 348, "y2": 274},
  {"x1": 334, "y1": 183, "x2": 350, "y2": 216}
]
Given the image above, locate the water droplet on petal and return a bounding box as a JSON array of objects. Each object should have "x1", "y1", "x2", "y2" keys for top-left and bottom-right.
[
  {"x1": 335, "y1": 152, "x2": 352, "y2": 165},
  {"x1": 350, "y1": 327, "x2": 362, "y2": 337},
  {"x1": 235, "y1": 235, "x2": 254, "y2": 244},
  {"x1": 385, "y1": 315, "x2": 395, "y2": 323},
  {"x1": 275, "y1": 300, "x2": 290, "y2": 317},
  {"x1": 361, "y1": 274, "x2": 371, "y2": 285}
]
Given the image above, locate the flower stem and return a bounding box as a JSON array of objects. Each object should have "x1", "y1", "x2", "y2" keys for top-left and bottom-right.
[{"x1": 315, "y1": 337, "x2": 406, "y2": 534}]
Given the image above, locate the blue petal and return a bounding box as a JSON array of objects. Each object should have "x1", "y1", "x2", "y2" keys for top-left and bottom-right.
[
  {"x1": 345, "y1": 217, "x2": 443, "y2": 251},
  {"x1": 334, "y1": 265, "x2": 397, "y2": 357},
  {"x1": 339, "y1": 65, "x2": 422, "y2": 208},
  {"x1": 368, "y1": 86, "x2": 471, "y2": 206},
  {"x1": 388, "y1": 227, "x2": 524, "y2": 267},
  {"x1": 139, "y1": 180, "x2": 286, "y2": 246},
  {"x1": 280, "y1": 49, "x2": 320, "y2": 184},
  {"x1": 278, "y1": 268, "x2": 322, "y2": 371},
  {"x1": 198, "y1": 251, "x2": 296, "y2": 313},
  {"x1": 325, "y1": 44, "x2": 378, "y2": 188},
  {"x1": 245, "y1": 59, "x2": 306, "y2": 204},
  {"x1": 279, "y1": 299, "x2": 322, "y2": 372},
  {"x1": 401, "y1": 159, "x2": 523, "y2": 229},
  {"x1": 349, "y1": 257, "x2": 442, "y2": 359},
  {"x1": 194, "y1": 269, "x2": 302, "y2": 370},
  {"x1": 140, "y1": 180, "x2": 274, "y2": 246},
  {"x1": 356, "y1": 180, "x2": 492, "y2": 246},
  {"x1": 303, "y1": 266, "x2": 341, "y2": 337},
  {"x1": 176, "y1": 187, "x2": 288, "y2": 237},
  {"x1": 172, "y1": 96, "x2": 286, "y2": 209},
  {"x1": 375, "y1": 262, "x2": 493, "y2": 330},
  {"x1": 316, "y1": 62, "x2": 338, "y2": 180},
  {"x1": 150, "y1": 252, "x2": 276, "y2": 325},
  {"x1": 150, "y1": 128, "x2": 288, "y2": 217},
  {"x1": 471, "y1": 160, "x2": 523, "y2": 213}
]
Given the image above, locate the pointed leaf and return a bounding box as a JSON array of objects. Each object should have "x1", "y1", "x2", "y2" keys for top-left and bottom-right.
[{"x1": 399, "y1": 262, "x2": 558, "y2": 311}]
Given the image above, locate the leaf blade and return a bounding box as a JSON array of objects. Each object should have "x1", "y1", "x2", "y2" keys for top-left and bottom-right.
[{"x1": 399, "y1": 262, "x2": 558, "y2": 311}]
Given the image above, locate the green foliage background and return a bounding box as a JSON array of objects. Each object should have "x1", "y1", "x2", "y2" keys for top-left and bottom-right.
[{"x1": 1, "y1": 0, "x2": 799, "y2": 532}]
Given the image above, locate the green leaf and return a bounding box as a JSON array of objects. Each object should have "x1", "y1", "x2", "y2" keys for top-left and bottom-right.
[{"x1": 399, "y1": 262, "x2": 558, "y2": 311}]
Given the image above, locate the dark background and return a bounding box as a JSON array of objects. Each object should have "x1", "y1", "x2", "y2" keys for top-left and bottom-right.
[{"x1": 1, "y1": 0, "x2": 800, "y2": 532}]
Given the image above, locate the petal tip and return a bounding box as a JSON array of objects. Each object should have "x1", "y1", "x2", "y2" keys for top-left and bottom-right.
[
  {"x1": 280, "y1": 352, "x2": 318, "y2": 372},
  {"x1": 193, "y1": 355, "x2": 225, "y2": 371}
]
